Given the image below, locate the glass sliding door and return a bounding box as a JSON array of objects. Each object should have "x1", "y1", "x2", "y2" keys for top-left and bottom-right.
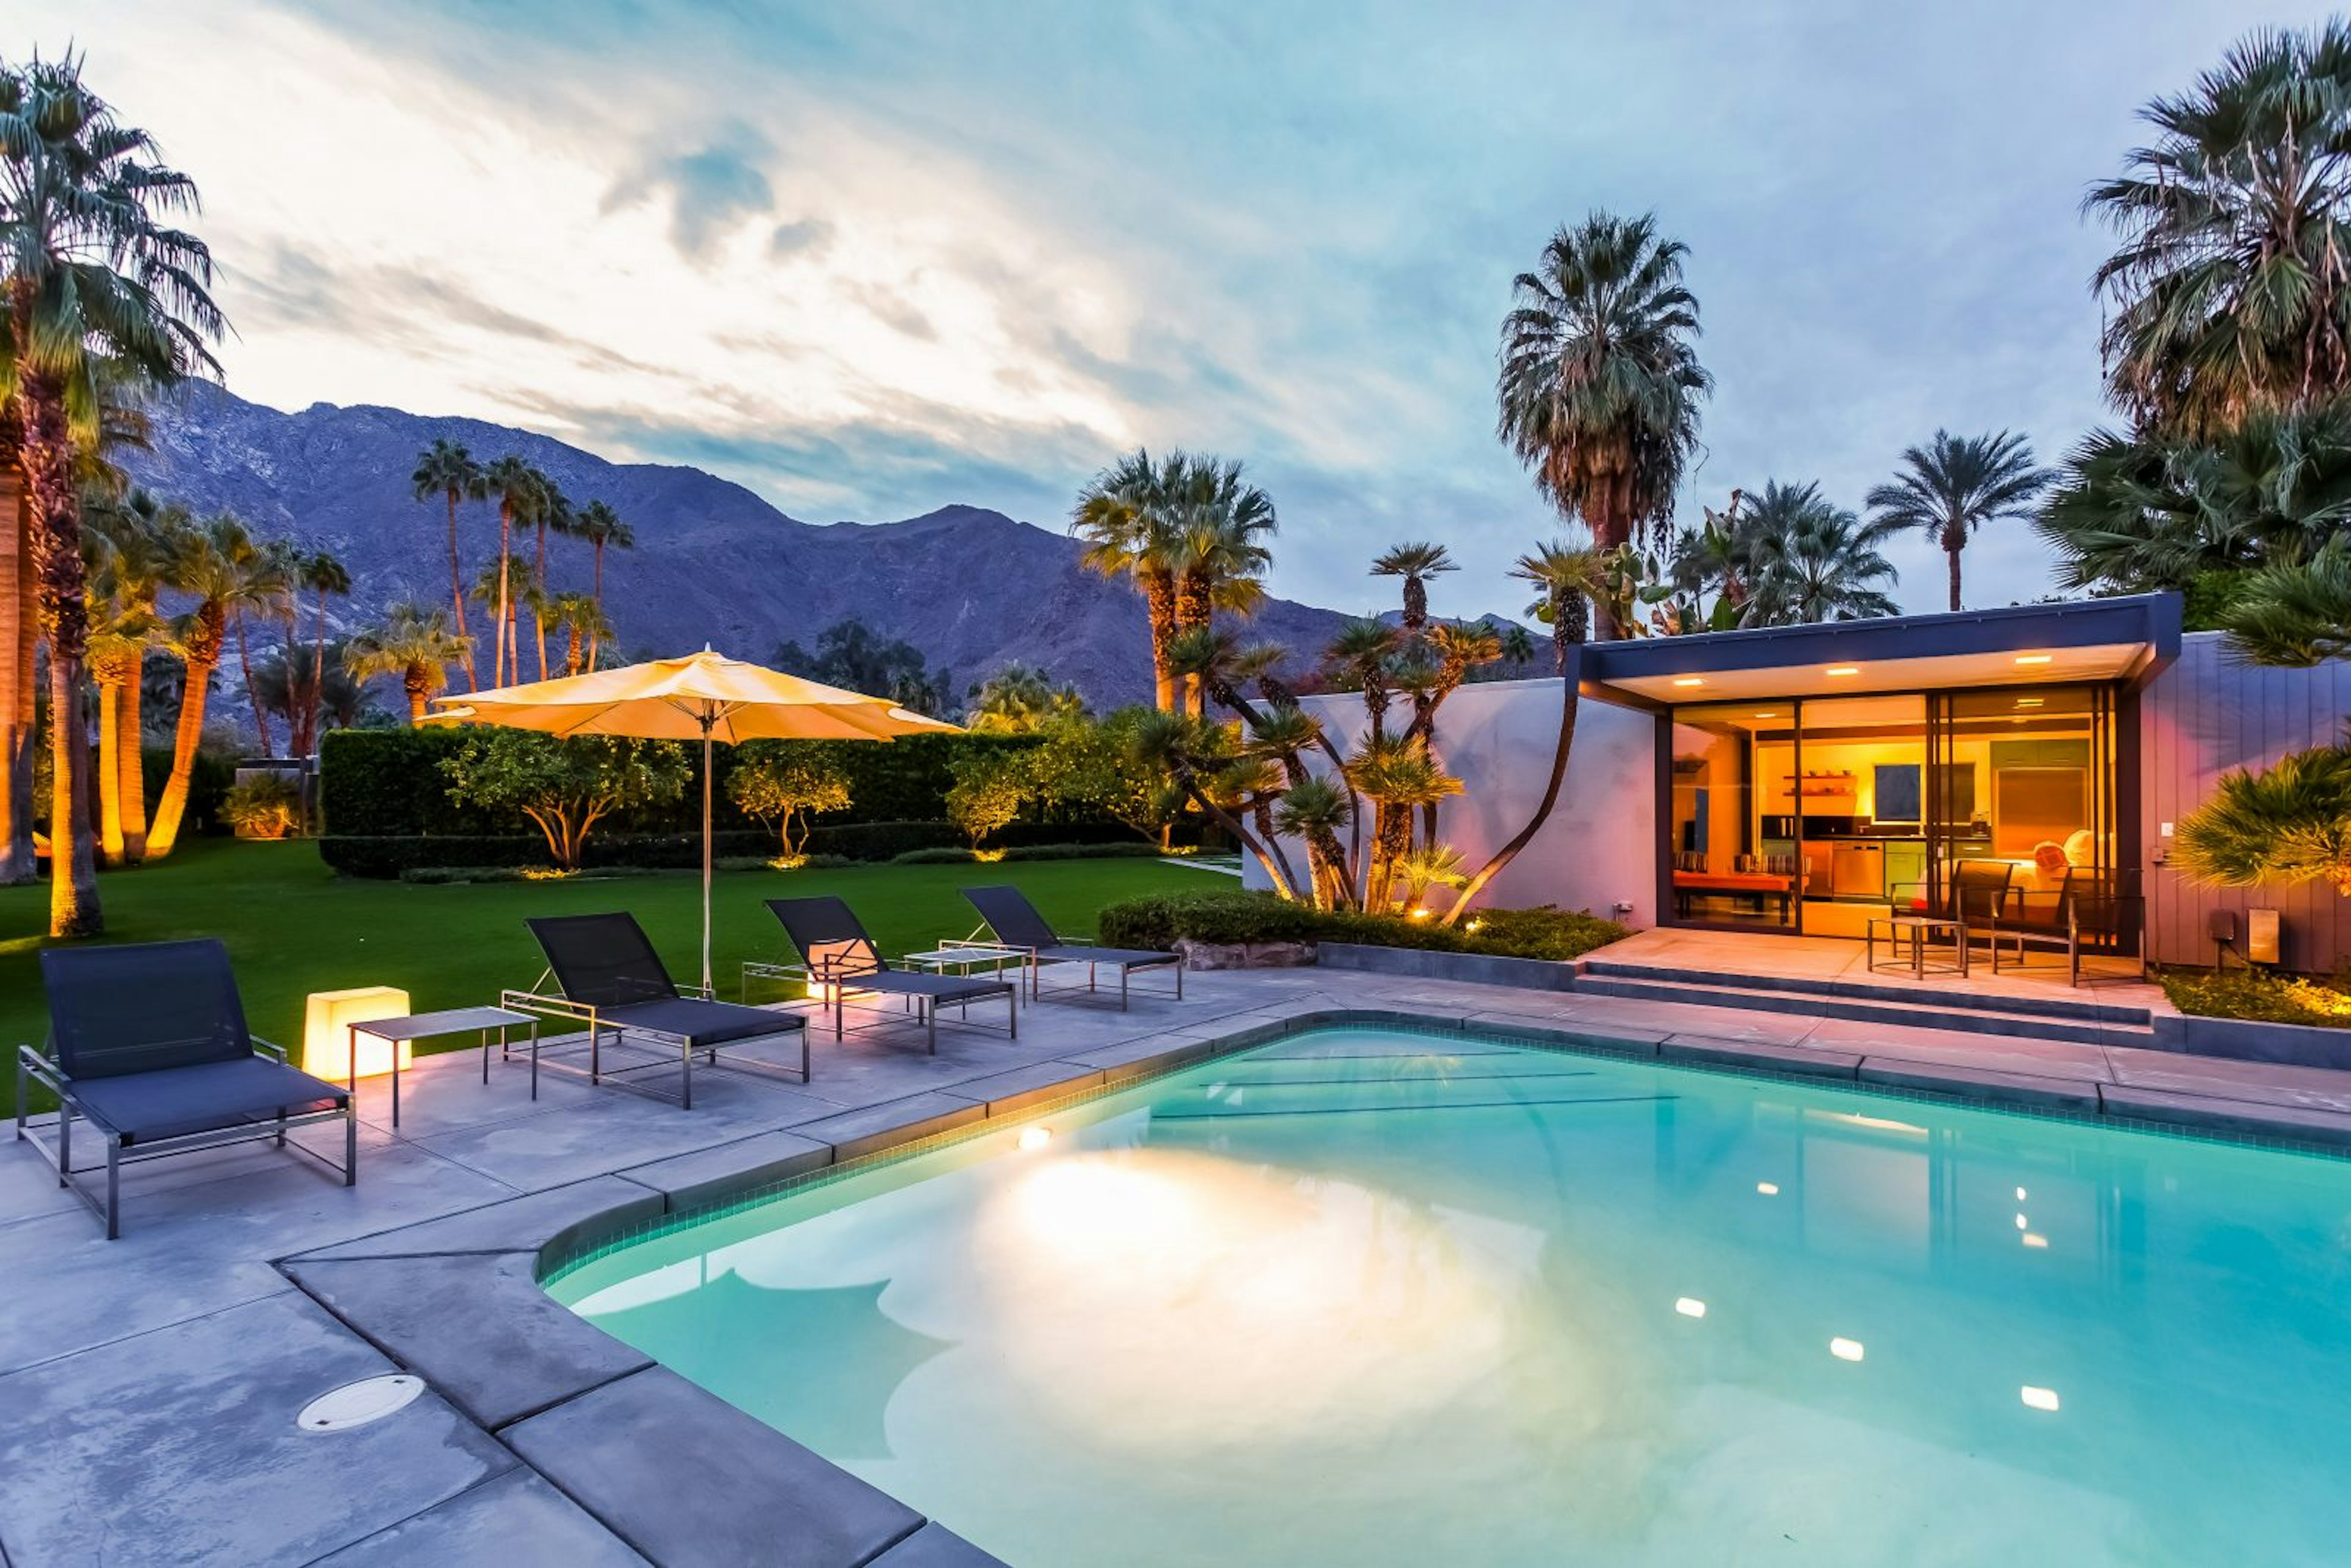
[
  {"x1": 1927, "y1": 684, "x2": 2117, "y2": 929},
  {"x1": 1666, "y1": 703, "x2": 1798, "y2": 930},
  {"x1": 1787, "y1": 694, "x2": 1927, "y2": 939}
]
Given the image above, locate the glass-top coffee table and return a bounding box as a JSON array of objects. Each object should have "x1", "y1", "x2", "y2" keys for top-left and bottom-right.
[{"x1": 1866, "y1": 915, "x2": 1970, "y2": 979}]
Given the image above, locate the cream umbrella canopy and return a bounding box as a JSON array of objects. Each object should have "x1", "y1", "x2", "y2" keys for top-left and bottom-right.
[{"x1": 431, "y1": 649, "x2": 959, "y2": 988}]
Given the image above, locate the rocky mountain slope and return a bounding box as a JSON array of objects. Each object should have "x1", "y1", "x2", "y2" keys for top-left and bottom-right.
[{"x1": 122, "y1": 385, "x2": 1373, "y2": 709}]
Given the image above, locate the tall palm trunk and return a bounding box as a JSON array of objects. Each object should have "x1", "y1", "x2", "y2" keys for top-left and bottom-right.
[
  {"x1": 1444, "y1": 587, "x2": 1588, "y2": 925},
  {"x1": 1144, "y1": 571, "x2": 1179, "y2": 711},
  {"x1": 91, "y1": 647, "x2": 137, "y2": 866},
  {"x1": 1581, "y1": 478, "x2": 1630, "y2": 640},
  {"x1": 493, "y1": 503, "x2": 513, "y2": 688},
  {"x1": 1944, "y1": 520, "x2": 1965, "y2": 612},
  {"x1": 1176, "y1": 570, "x2": 1212, "y2": 716},
  {"x1": 235, "y1": 612, "x2": 272, "y2": 755},
  {"x1": 590, "y1": 540, "x2": 606, "y2": 670},
  {"x1": 0, "y1": 464, "x2": 34, "y2": 884},
  {"x1": 17, "y1": 362, "x2": 102, "y2": 936},
  {"x1": 566, "y1": 625, "x2": 584, "y2": 676},
  {"x1": 533, "y1": 520, "x2": 550, "y2": 680},
  {"x1": 403, "y1": 667, "x2": 430, "y2": 724},
  {"x1": 444, "y1": 487, "x2": 476, "y2": 689},
  {"x1": 117, "y1": 661, "x2": 146, "y2": 861},
  {"x1": 148, "y1": 612, "x2": 222, "y2": 859}
]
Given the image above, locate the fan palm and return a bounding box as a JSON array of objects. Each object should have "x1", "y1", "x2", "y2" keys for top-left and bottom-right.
[
  {"x1": 1344, "y1": 733, "x2": 1462, "y2": 909},
  {"x1": 966, "y1": 662, "x2": 1086, "y2": 733},
  {"x1": 347, "y1": 603, "x2": 469, "y2": 723},
  {"x1": 147, "y1": 512, "x2": 276, "y2": 857},
  {"x1": 544, "y1": 590, "x2": 611, "y2": 677},
  {"x1": 2087, "y1": 21, "x2": 2351, "y2": 435},
  {"x1": 480, "y1": 456, "x2": 549, "y2": 686},
  {"x1": 572, "y1": 499, "x2": 632, "y2": 666},
  {"x1": 1073, "y1": 449, "x2": 1190, "y2": 712},
  {"x1": 1371, "y1": 542, "x2": 1457, "y2": 634},
  {"x1": 82, "y1": 487, "x2": 179, "y2": 863},
  {"x1": 2211, "y1": 535, "x2": 2351, "y2": 664},
  {"x1": 1322, "y1": 618, "x2": 1403, "y2": 739},
  {"x1": 1864, "y1": 430, "x2": 2050, "y2": 612},
  {"x1": 2174, "y1": 729, "x2": 2351, "y2": 893},
  {"x1": 1169, "y1": 456, "x2": 1276, "y2": 713},
  {"x1": 1497, "y1": 211, "x2": 1710, "y2": 638},
  {"x1": 0, "y1": 54, "x2": 225, "y2": 931},
  {"x1": 411, "y1": 440, "x2": 483, "y2": 688}
]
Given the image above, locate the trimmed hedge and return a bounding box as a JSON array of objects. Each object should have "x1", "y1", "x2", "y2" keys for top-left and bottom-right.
[
  {"x1": 1097, "y1": 888, "x2": 1628, "y2": 961},
  {"x1": 319, "y1": 819, "x2": 1172, "y2": 878}
]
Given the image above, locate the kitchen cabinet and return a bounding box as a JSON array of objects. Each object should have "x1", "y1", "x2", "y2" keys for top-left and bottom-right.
[
  {"x1": 1830, "y1": 841, "x2": 1885, "y2": 897},
  {"x1": 1883, "y1": 840, "x2": 1926, "y2": 898}
]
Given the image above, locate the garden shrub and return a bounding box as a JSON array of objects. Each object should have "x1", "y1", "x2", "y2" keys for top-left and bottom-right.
[
  {"x1": 222, "y1": 775, "x2": 305, "y2": 839},
  {"x1": 2159, "y1": 967, "x2": 2351, "y2": 1029},
  {"x1": 397, "y1": 865, "x2": 664, "y2": 885},
  {"x1": 1097, "y1": 888, "x2": 1627, "y2": 961}
]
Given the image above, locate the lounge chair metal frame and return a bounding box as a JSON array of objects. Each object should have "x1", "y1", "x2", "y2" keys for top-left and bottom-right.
[
  {"x1": 505, "y1": 913, "x2": 810, "y2": 1109},
  {"x1": 957, "y1": 885, "x2": 1185, "y2": 1011},
  {"x1": 15, "y1": 939, "x2": 356, "y2": 1239},
  {"x1": 763, "y1": 898, "x2": 1018, "y2": 1053}
]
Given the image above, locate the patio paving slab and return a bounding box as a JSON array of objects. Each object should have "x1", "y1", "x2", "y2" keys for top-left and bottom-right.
[
  {"x1": 2099, "y1": 1084, "x2": 2351, "y2": 1147},
  {"x1": 407, "y1": 1075, "x2": 834, "y2": 1190},
  {"x1": 867, "y1": 1521, "x2": 1011, "y2": 1567},
  {"x1": 2104, "y1": 1049, "x2": 2351, "y2": 1115},
  {"x1": 504, "y1": 1365, "x2": 922, "y2": 1568},
  {"x1": 1799, "y1": 1018, "x2": 2115, "y2": 1079},
  {"x1": 1856, "y1": 1059, "x2": 2105, "y2": 1113},
  {"x1": 621, "y1": 1130, "x2": 835, "y2": 1212},
  {"x1": 285, "y1": 1251, "x2": 652, "y2": 1430},
  {"x1": 1059, "y1": 1033, "x2": 1221, "y2": 1084},
  {"x1": 294, "y1": 1175, "x2": 664, "y2": 1262},
  {"x1": 0, "y1": 1291, "x2": 514, "y2": 1568},
  {"x1": 313, "y1": 1469, "x2": 650, "y2": 1566},
  {"x1": 942, "y1": 1060, "x2": 1108, "y2": 1117},
  {"x1": 1659, "y1": 1036, "x2": 1863, "y2": 1078}
]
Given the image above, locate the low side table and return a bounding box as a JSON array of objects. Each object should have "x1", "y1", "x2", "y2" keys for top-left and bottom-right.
[
  {"x1": 901, "y1": 945, "x2": 1029, "y2": 982},
  {"x1": 347, "y1": 1005, "x2": 538, "y2": 1129},
  {"x1": 1866, "y1": 915, "x2": 1970, "y2": 980}
]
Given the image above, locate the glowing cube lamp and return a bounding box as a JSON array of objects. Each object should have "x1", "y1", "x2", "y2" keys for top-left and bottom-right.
[{"x1": 304, "y1": 987, "x2": 414, "y2": 1082}]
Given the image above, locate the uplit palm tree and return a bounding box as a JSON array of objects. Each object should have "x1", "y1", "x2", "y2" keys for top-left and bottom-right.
[
  {"x1": 0, "y1": 54, "x2": 225, "y2": 931},
  {"x1": 572, "y1": 499, "x2": 632, "y2": 666},
  {"x1": 528, "y1": 482, "x2": 574, "y2": 680},
  {"x1": 2087, "y1": 21, "x2": 2351, "y2": 435},
  {"x1": 481, "y1": 456, "x2": 549, "y2": 686},
  {"x1": 1444, "y1": 538, "x2": 1607, "y2": 925},
  {"x1": 346, "y1": 603, "x2": 469, "y2": 724},
  {"x1": 1371, "y1": 541, "x2": 1457, "y2": 634},
  {"x1": 1865, "y1": 431, "x2": 2051, "y2": 612},
  {"x1": 411, "y1": 439, "x2": 484, "y2": 689},
  {"x1": 1741, "y1": 481, "x2": 1901, "y2": 624},
  {"x1": 966, "y1": 662, "x2": 1087, "y2": 733},
  {"x1": 1169, "y1": 457, "x2": 1276, "y2": 714},
  {"x1": 546, "y1": 590, "x2": 610, "y2": 677},
  {"x1": 2175, "y1": 727, "x2": 2351, "y2": 894},
  {"x1": 1345, "y1": 734, "x2": 1462, "y2": 909},
  {"x1": 82, "y1": 488, "x2": 180, "y2": 863},
  {"x1": 1073, "y1": 449, "x2": 1188, "y2": 711},
  {"x1": 148, "y1": 512, "x2": 275, "y2": 857},
  {"x1": 1498, "y1": 211, "x2": 1711, "y2": 638},
  {"x1": 1322, "y1": 618, "x2": 1403, "y2": 741}
]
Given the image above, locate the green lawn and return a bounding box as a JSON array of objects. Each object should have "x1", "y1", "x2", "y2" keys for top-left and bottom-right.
[{"x1": 0, "y1": 840, "x2": 1210, "y2": 1110}]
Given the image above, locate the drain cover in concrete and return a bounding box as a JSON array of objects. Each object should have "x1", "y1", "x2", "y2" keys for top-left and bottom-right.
[{"x1": 299, "y1": 1374, "x2": 425, "y2": 1433}]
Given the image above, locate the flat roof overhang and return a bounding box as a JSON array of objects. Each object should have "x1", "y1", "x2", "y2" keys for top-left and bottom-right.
[{"x1": 1580, "y1": 593, "x2": 2182, "y2": 708}]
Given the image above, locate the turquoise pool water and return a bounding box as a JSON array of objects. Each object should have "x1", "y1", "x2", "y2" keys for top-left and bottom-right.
[{"x1": 548, "y1": 1028, "x2": 2351, "y2": 1565}]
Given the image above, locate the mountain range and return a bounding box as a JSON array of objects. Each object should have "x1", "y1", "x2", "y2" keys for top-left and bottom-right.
[{"x1": 120, "y1": 385, "x2": 1390, "y2": 709}]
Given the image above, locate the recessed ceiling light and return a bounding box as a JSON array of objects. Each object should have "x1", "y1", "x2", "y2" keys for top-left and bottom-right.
[
  {"x1": 1830, "y1": 1337, "x2": 1865, "y2": 1362},
  {"x1": 2015, "y1": 697, "x2": 2044, "y2": 707},
  {"x1": 2021, "y1": 1385, "x2": 2061, "y2": 1412},
  {"x1": 1675, "y1": 1297, "x2": 1707, "y2": 1318},
  {"x1": 1753, "y1": 711, "x2": 1778, "y2": 719},
  {"x1": 1825, "y1": 666, "x2": 1859, "y2": 677},
  {"x1": 1672, "y1": 677, "x2": 1705, "y2": 688},
  {"x1": 2015, "y1": 654, "x2": 2053, "y2": 666},
  {"x1": 1756, "y1": 1181, "x2": 1780, "y2": 1195}
]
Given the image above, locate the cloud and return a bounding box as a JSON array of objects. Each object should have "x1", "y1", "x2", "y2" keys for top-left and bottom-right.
[
  {"x1": 768, "y1": 217, "x2": 834, "y2": 258},
  {"x1": 604, "y1": 118, "x2": 778, "y2": 260}
]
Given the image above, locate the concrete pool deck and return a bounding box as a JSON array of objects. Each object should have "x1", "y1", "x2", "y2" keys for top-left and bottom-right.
[{"x1": 6, "y1": 962, "x2": 2351, "y2": 1566}]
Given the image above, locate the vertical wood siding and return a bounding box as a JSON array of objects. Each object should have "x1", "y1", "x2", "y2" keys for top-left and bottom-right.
[{"x1": 2143, "y1": 632, "x2": 2351, "y2": 970}]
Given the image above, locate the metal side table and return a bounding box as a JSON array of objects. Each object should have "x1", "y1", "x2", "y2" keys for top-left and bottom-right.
[{"x1": 346, "y1": 1005, "x2": 538, "y2": 1128}]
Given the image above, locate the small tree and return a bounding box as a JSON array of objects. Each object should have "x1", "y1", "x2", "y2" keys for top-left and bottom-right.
[
  {"x1": 1027, "y1": 708, "x2": 1177, "y2": 842},
  {"x1": 947, "y1": 749, "x2": 1027, "y2": 848},
  {"x1": 441, "y1": 731, "x2": 689, "y2": 868},
  {"x1": 728, "y1": 750, "x2": 852, "y2": 854}
]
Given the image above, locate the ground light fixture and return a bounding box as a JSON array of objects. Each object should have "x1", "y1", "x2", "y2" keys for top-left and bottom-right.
[{"x1": 1018, "y1": 1126, "x2": 1052, "y2": 1152}]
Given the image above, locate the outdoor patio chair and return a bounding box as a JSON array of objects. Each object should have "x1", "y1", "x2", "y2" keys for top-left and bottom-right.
[
  {"x1": 1988, "y1": 866, "x2": 2148, "y2": 986},
  {"x1": 510, "y1": 913, "x2": 808, "y2": 1108},
  {"x1": 960, "y1": 883, "x2": 1185, "y2": 1010},
  {"x1": 1889, "y1": 858, "x2": 2015, "y2": 958},
  {"x1": 15, "y1": 939, "x2": 356, "y2": 1239},
  {"x1": 764, "y1": 896, "x2": 1018, "y2": 1051}
]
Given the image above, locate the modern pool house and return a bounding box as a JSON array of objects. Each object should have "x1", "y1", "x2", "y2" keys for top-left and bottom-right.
[{"x1": 1273, "y1": 592, "x2": 2351, "y2": 977}]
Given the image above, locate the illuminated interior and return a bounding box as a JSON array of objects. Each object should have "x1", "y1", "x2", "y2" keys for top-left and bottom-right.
[{"x1": 1666, "y1": 685, "x2": 2117, "y2": 939}]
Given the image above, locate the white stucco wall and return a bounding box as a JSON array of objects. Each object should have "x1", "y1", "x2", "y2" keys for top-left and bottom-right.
[{"x1": 1239, "y1": 677, "x2": 1657, "y2": 926}]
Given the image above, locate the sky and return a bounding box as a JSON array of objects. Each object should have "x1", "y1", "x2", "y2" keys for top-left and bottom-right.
[{"x1": 34, "y1": 0, "x2": 2332, "y2": 622}]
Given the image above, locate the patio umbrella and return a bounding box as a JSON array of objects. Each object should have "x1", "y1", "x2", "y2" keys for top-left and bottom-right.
[{"x1": 432, "y1": 648, "x2": 958, "y2": 989}]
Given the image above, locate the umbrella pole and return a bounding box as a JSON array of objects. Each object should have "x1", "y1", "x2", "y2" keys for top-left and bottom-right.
[{"x1": 702, "y1": 722, "x2": 714, "y2": 993}]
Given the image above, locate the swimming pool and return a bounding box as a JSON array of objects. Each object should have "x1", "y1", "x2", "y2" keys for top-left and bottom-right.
[{"x1": 548, "y1": 1026, "x2": 2351, "y2": 1565}]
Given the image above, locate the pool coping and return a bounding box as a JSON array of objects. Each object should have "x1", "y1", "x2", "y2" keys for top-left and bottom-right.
[{"x1": 272, "y1": 1002, "x2": 2351, "y2": 1567}]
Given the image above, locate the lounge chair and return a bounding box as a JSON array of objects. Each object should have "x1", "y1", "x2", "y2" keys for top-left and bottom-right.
[
  {"x1": 960, "y1": 884, "x2": 1184, "y2": 1010},
  {"x1": 1987, "y1": 866, "x2": 2148, "y2": 986},
  {"x1": 15, "y1": 939, "x2": 356, "y2": 1239},
  {"x1": 763, "y1": 896, "x2": 1017, "y2": 1052},
  {"x1": 508, "y1": 913, "x2": 808, "y2": 1108}
]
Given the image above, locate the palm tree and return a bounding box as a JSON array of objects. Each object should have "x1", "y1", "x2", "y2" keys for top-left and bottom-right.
[
  {"x1": 480, "y1": 456, "x2": 549, "y2": 687},
  {"x1": 82, "y1": 489, "x2": 179, "y2": 863},
  {"x1": 1864, "y1": 431, "x2": 2051, "y2": 612},
  {"x1": 0, "y1": 438, "x2": 29, "y2": 882},
  {"x1": 411, "y1": 440, "x2": 483, "y2": 689},
  {"x1": 1740, "y1": 481, "x2": 1902, "y2": 624},
  {"x1": 967, "y1": 662, "x2": 1086, "y2": 733},
  {"x1": 1322, "y1": 619, "x2": 1403, "y2": 741},
  {"x1": 1497, "y1": 212, "x2": 1711, "y2": 639},
  {"x1": 346, "y1": 604, "x2": 468, "y2": 723},
  {"x1": 2210, "y1": 535, "x2": 2351, "y2": 665},
  {"x1": 147, "y1": 512, "x2": 272, "y2": 858},
  {"x1": 233, "y1": 538, "x2": 297, "y2": 754},
  {"x1": 0, "y1": 55, "x2": 225, "y2": 932},
  {"x1": 572, "y1": 500, "x2": 632, "y2": 666},
  {"x1": 1073, "y1": 449, "x2": 1188, "y2": 711},
  {"x1": 528, "y1": 482, "x2": 573, "y2": 680},
  {"x1": 2087, "y1": 21, "x2": 2351, "y2": 435},
  {"x1": 1371, "y1": 542, "x2": 1457, "y2": 634},
  {"x1": 290, "y1": 550, "x2": 349, "y2": 756},
  {"x1": 546, "y1": 591, "x2": 610, "y2": 676},
  {"x1": 1345, "y1": 734, "x2": 1462, "y2": 910},
  {"x1": 1169, "y1": 456, "x2": 1276, "y2": 715},
  {"x1": 1443, "y1": 538, "x2": 1608, "y2": 925}
]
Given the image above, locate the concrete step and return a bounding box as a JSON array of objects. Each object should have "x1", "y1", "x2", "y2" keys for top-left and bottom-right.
[
  {"x1": 1579, "y1": 958, "x2": 2151, "y2": 1027},
  {"x1": 1571, "y1": 972, "x2": 2153, "y2": 1048}
]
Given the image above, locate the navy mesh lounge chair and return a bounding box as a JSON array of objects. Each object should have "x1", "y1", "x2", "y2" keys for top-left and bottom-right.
[
  {"x1": 961, "y1": 884, "x2": 1183, "y2": 1010},
  {"x1": 509, "y1": 913, "x2": 808, "y2": 1108},
  {"x1": 764, "y1": 896, "x2": 1016, "y2": 1052},
  {"x1": 15, "y1": 939, "x2": 356, "y2": 1239}
]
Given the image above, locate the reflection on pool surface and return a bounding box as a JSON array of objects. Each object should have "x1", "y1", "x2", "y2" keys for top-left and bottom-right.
[{"x1": 547, "y1": 1027, "x2": 2351, "y2": 1566}]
